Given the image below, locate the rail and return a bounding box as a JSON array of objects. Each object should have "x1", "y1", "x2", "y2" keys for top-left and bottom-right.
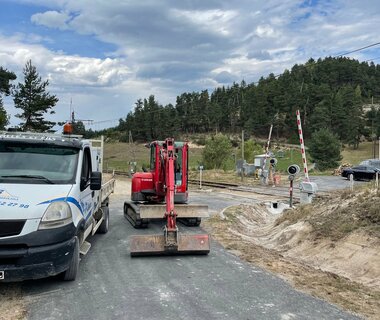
[
  {"x1": 109, "y1": 171, "x2": 328, "y2": 199},
  {"x1": 188, "y1": 178, "x2": 329, "y2": 199},
  {"x1": 188, "y1": 179, "x2": 239, "y2": 189}
]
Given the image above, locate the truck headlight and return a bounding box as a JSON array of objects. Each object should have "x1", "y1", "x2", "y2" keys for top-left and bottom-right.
[{"x1": 39, "y1": 201, "x2": 72, "y2": 230}]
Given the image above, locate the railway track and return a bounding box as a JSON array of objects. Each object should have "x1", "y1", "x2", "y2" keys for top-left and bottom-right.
[
  {"x1": 188, "y1": 178, "x2": 329, "y2": 199},
  {"x1": 188, "y1": 179, "x2": 240, "y2": 189},
  {"x1": 188, "y1": 179, "x2": 296, "y2": 198},
  {"x1": 110, "y1": 171, "x2": 328, "y2": 199}
]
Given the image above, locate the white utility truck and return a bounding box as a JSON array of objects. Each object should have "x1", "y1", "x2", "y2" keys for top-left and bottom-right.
[{"x1": 0, "y1": 131, "x2": 115, "y2": 281}]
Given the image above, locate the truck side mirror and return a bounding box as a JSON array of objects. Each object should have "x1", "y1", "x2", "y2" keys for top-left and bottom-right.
[{"x1": 90, "y1": 171, "x2": 102, "y2": 190}]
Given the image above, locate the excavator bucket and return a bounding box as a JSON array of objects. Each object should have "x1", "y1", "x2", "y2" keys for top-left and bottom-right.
[{"x1": 130, "y1": 233, "x2": 210, "y2": 256}]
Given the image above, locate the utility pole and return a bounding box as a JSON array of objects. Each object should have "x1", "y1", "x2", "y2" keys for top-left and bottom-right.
[
  {"x1": 374, "y1": 138, "x2": 377, "y2": 159},
  {"x1": 241, "y1": 130, "x2": 244, "y2": 159},
  {"x1": 261, "y1": 125, "x2": 273, "y2": 185},
  {"x1": 68, "y1": 100, "x2": 93, "y2": 126},
  {"x1": 69, "y1": 97, "x2": 72, "y2": 122},
  {"x1": 241, "y1": 130, "x2": 244, "y2": 182},
  {"x1": 371, "y1": 97, "x2": 376, "y2": 159},
  {"x1": 289, "y1": 179, "x2": 294, "y2": 208},
  {"x1": 130, "y1": 131, "x2": 135, "y2": 157},
  {"x1": 129, "y1": 130, "x2": 136, "y2": 174}
]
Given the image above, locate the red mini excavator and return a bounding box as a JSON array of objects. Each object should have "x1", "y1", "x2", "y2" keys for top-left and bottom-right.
[{"x1": 124, "y1": 138, "x2": 210, "y2": 256}]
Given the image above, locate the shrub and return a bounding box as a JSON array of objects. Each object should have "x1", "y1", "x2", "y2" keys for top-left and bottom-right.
[
  {"x1": 202, "y1": 134, "x2": 233, "y2": 170},
  {"x1": 309, "y1": 128, "x2": 342, "y2": 170}
]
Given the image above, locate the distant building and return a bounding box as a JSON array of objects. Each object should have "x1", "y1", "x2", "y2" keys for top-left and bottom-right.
[{"x1": 362, "y1": 104, "x2": 380, "y2": 113}]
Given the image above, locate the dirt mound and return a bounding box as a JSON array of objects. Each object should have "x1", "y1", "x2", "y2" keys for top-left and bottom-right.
[
  {"x1": 204, "y1": 188, "x2": 380, "y2": 319},
  {"x1": 275, "y1": 190, "x2": 380, "y2": 288},
  {"x1": 220, "y1": 191, "x2": 380, "y2": 288}
]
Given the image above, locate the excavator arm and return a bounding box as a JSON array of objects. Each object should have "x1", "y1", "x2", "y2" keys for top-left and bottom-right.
[{"x1": 129, "y1": 138, "x2": 210, "y2": 256}]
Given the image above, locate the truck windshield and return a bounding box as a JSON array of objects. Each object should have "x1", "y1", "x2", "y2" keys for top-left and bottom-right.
[{"x1": 0, "y1": 142, "x2": 79, "y2": 184}]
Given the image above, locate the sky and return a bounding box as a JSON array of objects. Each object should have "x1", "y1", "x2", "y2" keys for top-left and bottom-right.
[{"x1": 1, "y1": 0, "x2": 380, "y2": 130}]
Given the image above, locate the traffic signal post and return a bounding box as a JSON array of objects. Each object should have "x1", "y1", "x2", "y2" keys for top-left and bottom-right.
[{"x1": 287, "y1": 164, "x2": 300, "y2": 208}]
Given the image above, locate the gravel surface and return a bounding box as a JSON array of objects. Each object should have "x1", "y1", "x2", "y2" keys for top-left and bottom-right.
[{"x1": 20, "y1": 191, "x2": 360, "y2": 320}]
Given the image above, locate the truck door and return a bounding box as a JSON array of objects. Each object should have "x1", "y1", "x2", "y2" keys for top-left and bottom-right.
[{"x1": 79, "y1": 147, "x2": 94, "y2": 221}]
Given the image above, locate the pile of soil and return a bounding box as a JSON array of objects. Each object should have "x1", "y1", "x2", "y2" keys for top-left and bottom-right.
[{"x1": 203, "y1": 188, "x2": 380, "y2": 319}]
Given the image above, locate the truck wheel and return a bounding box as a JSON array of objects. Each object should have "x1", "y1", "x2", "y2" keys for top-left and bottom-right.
[
  {"x1": 97, "y1": 206, "x2": 109, "y2": 234},
  {"x1": 62, "y1": 236, "x2": 79, "y2": 281}
]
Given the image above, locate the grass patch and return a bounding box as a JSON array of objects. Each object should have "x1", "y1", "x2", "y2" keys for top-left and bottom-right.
[
  {"x1": 104, "y1": 140, "x2": 378, "y2": 176},
  {"x1": 222, "y1": 206, "x2": 241, "y2": 223},
  {"x1": 341, "y1": 141, "x2": 376, "y2": 165},
  {"x1": 274, "y1": 187, "x2": 380, "y2": 241},
  {"x1": 275, "y1": 205, "x2": 313, "y2": 226},
  {"x1": 310, "y1": 191, "x2": 380, "y2": 240},
  {"x1": 103, "y1": 142, "x2": 203, "y2": 172}
]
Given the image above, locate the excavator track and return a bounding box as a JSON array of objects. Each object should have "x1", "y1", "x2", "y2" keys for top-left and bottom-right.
[
  {"x1": 124, "y1": 202, "x2": 202, "y2": 228},
  {"x1": 123, "y1": 201, "x2": 149, "y2": 229},
  {"x1": 178, "y1": 218, "x2": 201, "y2": 227}
]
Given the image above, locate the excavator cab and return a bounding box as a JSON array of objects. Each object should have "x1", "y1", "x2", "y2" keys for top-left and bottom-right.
[
  {"x1": 175, "y1": 148, "x2": 182, "y2": 186},
  {"x1": 138, "y1": 141, "x2": 188, "y2": 204}
]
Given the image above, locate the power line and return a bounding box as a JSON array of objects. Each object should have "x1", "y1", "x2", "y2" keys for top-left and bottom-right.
[
  {"x1": 86, "y1": 119, "x2": 119, "y2": 125},
  {"x1": 334, "y1": 41, "x2": 380, "y2": 57},
  {"x1": 249, "y1": 41, "x2": 380, "y2": 85},
  {"x1": 86, "y1": 41, "x2": 380, "y2": 130},
  {"x1": 364, "y1": 56, "x2": 380, "y2": 63}
]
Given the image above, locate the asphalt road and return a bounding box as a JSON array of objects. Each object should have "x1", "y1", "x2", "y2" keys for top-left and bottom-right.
[
  {"x1": 306, "y1": 175, "x2": 366, "y2": 192},
  {"x1": 21, "y1": 190, "x2": 360, "y2": 320}
]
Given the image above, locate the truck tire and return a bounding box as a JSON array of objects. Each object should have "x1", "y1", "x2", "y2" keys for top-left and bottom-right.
[
  {"x1": 62, "y1": 236, "x2": 79, "y2": 281},
  {"x1": 97, "y1": 206, "x2": 109, "y2": 234}
]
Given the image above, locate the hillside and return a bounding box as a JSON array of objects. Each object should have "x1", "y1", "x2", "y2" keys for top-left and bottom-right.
[
  {"x1": 103, "y1": 140, "x2": 376, "y2": 173},
  {"x1": 90, "y1": 57, "x2": 380, "y2": 148}
]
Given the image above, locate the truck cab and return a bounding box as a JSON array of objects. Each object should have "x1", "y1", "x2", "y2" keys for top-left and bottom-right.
[{"x1": 0, "y1": 132, "x2": 114, "y2": 281}]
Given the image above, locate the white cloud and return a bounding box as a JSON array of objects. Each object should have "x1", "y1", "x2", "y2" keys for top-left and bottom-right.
[
  {"x1": 0, "y1": 35, "x2": 131, "y2": 87},
  {"x1": 47, "y1": 56, "x2": 131, "y2": 87},
  {"x1": 0, "y1": 34, "x2": 151, "y2": 128},
  {"x1": 255, "y1": 25, "x2": 278, "y2": 38},
  {"x1": 2, "y1": 0, "x2": 380, "y2": 129},
  {"x1": 31, "y1": 11, "x2": 71, "y2": 30},
  {"x1": 170, "y1": 9, "x2": 238, "y2": 36},
  {"x1": 26, "y1": 1, "x2": 380, "y2": 83}
]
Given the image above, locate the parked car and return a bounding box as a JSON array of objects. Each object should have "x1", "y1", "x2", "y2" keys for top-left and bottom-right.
[{"x1": 341, "y1": 159, "x2": 380, "y2": 181}]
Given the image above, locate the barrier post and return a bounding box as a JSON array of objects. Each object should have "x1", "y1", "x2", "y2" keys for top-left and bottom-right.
[{"x1": 296, "y1": 110, "x2": 309, "y2": 182}]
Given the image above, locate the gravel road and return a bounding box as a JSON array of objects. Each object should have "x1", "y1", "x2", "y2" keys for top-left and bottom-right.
[{"x1": 20, "y1": 190, "x2": 360, "y2": 320}]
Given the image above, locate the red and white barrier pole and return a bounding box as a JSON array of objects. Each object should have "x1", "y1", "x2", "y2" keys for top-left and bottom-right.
[
  {"x1": 296, "y1": 110, "x2": 309, "y2": 182},
  {"x1": 261, "y1": 124, "x2": 273, "y2": 184}
]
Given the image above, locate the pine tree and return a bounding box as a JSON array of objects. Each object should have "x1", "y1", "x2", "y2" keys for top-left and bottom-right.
[
  {"x1": 346, "y1": 85, "x2": 364, "y2": 149},
  {"x1": 309, "y1": 128, "x2": 342, "y2": 170},
  {"x1": 72, "y1": 121, "x2": 86, "y2": 135},
  {"x1": 13, "y1": 60, "x2": 58, "y2": 132},
  {"x1": 0, "y1": 97, "x2": 8, "y2": 129},
  {"x1": 0, "y1": 67, "x2": 16, "y2": 129}
]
